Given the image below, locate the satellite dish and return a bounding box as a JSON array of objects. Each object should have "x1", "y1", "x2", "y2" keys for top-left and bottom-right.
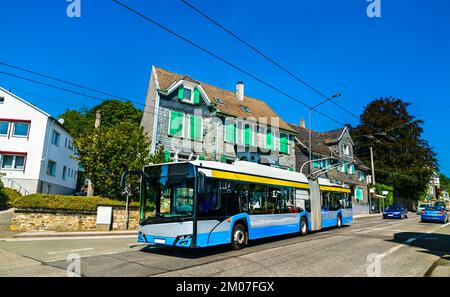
[{"x1": 58, "y1": 118, "x2": 65, "y2": 124}]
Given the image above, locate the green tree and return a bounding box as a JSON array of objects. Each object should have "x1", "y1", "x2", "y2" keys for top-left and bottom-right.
[
  {"x1": 440, "y1": 173, "x2": 450, "y2": 193},
  {"x1": 57, "y1": 109, "x2": 88, "y2": 138},
  {"x1": 149, "y1": 146, "x2": 168, "y2": 164},
  {"x1": 352, "y1": 97, "x2": 437, "y2": 201},
  {"x1": 75, "y1": 122, "x2": 150, "y2": 199},
  {"x1": 58, "y1": 100, "x2": 143, "y2": 135}
]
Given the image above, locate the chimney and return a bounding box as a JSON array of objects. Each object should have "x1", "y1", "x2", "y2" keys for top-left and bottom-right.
[
  {"x1": 300, "y1": 118, "x2": 305, "y2": 128},
  {"x1": 236, "y1": 81, "x2": 244, "y2": 101}
]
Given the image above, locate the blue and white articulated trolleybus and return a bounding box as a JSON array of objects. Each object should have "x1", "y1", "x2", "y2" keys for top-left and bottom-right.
[{"x1": 132, "y1": 160, "x2": 352, "y2": 249}]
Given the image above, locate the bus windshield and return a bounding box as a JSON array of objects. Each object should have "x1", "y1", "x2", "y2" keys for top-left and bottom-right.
[{"x1": 141, "y1": 163, "x2": 196, "y2": 220}]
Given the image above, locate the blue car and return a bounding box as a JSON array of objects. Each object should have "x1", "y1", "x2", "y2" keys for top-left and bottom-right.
[
  {"x1": 383, "y1": 205, "x2": 408, "y2": 219},
  {"x1": 421, "y1": 206, "x2": 449, "y2": 224}
]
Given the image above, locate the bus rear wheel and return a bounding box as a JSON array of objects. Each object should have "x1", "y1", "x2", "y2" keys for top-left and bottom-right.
[
  {"x1": 231, "y1": 223, "x2": 247, "y2": 250},
  {"x1": 337, "y1": 215, "x2": 342, "y2": 228},
  {"x1": 300, "y1": 217, "x2": 308, "y2": 236}
]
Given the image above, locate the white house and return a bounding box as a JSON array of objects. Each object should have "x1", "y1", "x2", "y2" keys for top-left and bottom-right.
[{"x1": 0, "y1": 87, "x2": 79, "y2": 195}]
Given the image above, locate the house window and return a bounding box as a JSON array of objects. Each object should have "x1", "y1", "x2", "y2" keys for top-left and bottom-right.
[
  {"x1": 343, "y1": 144, "x2": 350, "y2": 155},
  {"x1": 51, "y1": 130, "x2": 60, "y2": 146},
  {"x1": 189, "y1": 115, "x2": 203, "y2": 141},
  {"x1": 168, "y1": 111, "x2": 184, "y2": 137},
  {"x1": 62, "y1": 166, "x2": 67, "y2": 180},
  {"x1": 0, "y1": 97, "x2": 4, "y2": 104},
  {"x1": 47, "y1": 160, "x2": 56, "y2": 176},
  {"x1": 359, "y1": 171, "x2": 366, "y2": 182},
  {"x1": 1, "y1": 155, "x2": 25, "y2": 170},
  {"x1": 0, "y1": 122, "x2": 9, "y2": 136},
  {"x1": 177, "y1": 85, "x2": 199, "y2": 104},
  {"x1": 240, "y1": 105, "x2": 251, "y2": 113},
  {"x1": 64, "y1": 138, "x2": 68, "y2": 148},
  {"x1": 12, "y1": 122, "x2": 30, "y2": 137},
  {"x1": 280, "y1": 133, "x2": 289, "y2": 154}
]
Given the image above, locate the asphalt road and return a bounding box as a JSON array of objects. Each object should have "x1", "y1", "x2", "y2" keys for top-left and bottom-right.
[{"x1": 0, "y1": 214, "x2": 449, "y2": 277}]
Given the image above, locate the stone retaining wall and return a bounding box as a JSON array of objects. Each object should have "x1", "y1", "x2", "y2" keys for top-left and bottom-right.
[{"x1": 10, "y1": 207, "x2": 139, "y2": 232}]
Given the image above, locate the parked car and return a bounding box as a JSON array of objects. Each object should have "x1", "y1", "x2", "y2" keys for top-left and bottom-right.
[
  {"x1": 421, "y1": 206, "x2": 449, "y2": 224},
  {"x1": 417, "y1": 203, "x2": 432, "y2": 215},
  {"x1": 383, "y1": 205, "x2": 408, "y2": 219}
]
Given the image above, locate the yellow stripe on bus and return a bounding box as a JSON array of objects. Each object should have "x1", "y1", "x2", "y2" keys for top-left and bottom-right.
[
  {"x1": 210, "y1": 169, "x2": 351, "y2": 193},
  {"x1": 210, "y1": 170, "x2": 308, "y2": 189},
  {"x1": 319, "y1": 186, "x2": 351, "y2": 193}
]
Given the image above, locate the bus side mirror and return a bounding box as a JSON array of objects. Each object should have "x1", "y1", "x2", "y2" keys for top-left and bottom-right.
[{"x1": 198, "y1": 172, "x2": 206, "y2": 194}]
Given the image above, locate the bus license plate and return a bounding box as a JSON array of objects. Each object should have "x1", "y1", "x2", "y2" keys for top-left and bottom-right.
[{"x1": 154, "y1": 238, "x2": 166, "y2": 244}]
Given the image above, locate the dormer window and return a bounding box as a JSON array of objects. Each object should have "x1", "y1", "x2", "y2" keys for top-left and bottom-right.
[
  {"x1": 214, "y1": 97, "x2": 223, "y2": 104},
  {"x1": 182, "y1": 88, "x2": 192, "y2": 102},
  {"x1": 177, "y1": 84, "x2": 200, "y2": 104},
  {"x1": 240, "y1": 105, "x2": 251, "y2": 113}
]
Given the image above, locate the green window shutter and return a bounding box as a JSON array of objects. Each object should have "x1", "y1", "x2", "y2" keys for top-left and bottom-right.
[
  {"x1": 280, "y1": 133, "x2": 288, "y2": 153},
  {"x1": 193, "y1": 89, "x2": 200, "y2": 104},
  {"x1": 351, "y1": 164, "x2": 355, "y2": 175},
  {"x1": 219, "y1": 155, "x2": 227, "y2": 163},
  {"x1": 164, "y1": 149, "x2": 170, "y2": 162},
  {"x1": 244, "y1": 125, "x2": 252, "y2": 145},
  {"x1": 225, "y1": 122, "x2": 236, "y2": 143},
  {"x1": 169, "y1": 111, "x2": 183, "y2": 136},
  {"x1": 190, "y1": 115, "x2": 202, "y2": 141},
  {"x1": 177, "y1": 86, "x2": 184, "y2": 100},
  {"x1": 266, "y1": 129, "x2": 272, "y2": 150}
]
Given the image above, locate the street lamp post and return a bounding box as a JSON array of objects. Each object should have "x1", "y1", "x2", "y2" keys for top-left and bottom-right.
[{"x1": 308, "y1": 93, "x2": 342, "y2": 176}]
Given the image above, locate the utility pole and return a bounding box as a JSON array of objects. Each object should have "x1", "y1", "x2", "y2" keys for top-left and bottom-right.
[
  {"x1": 370, "y1": 146, "x2": 376, "y2": 185},
  {"x1": 87, "y1": 110, "x2": 101, "y2": 196},
  {"x1": 369, "y1": 146, "x2": 379, "y2": 212}
]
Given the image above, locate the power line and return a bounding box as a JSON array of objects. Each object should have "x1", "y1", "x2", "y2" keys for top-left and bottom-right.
[
  {"x1": 111, "y1": 0, "x2": 346, "y2": 127},
  {"x1": 0, "y1": 61, "x2": 129, "y2": 101},
  {"x1": 180, "y1": 0, "x2": 359, "y2": 120}
]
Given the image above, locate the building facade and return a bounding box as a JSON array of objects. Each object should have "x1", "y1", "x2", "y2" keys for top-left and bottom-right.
[
  {"x1": 0, "y1": 87, "x2": 79, "y2": 195},
  {"x1": 289, "y1": 122, "x2": 373, "y2": 214},
  {"x1": 141, "y1": 66, "x2": 297, "y2": 170}
]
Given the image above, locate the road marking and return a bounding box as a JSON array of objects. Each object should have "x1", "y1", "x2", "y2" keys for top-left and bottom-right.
[
  {"x1": 440, "y1": 222, "x2": 450, "y2": 228},
  {"x1": 48, "y1": 247, "x2": 94, "y2": 255}
]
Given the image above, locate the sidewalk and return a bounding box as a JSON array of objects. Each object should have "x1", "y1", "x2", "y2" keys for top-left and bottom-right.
[
  {"x1": 353, "y1": 212, "x2": 382, "y2": 219},
  {"x1": 11, "y1": 230, "x2": 137, "y2": 239}
]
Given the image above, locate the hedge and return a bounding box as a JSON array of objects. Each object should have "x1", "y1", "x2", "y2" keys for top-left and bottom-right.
[
  {"x1": 13, "y1": 194, "x2": 139, "y2": 212},
  {"x1": 0, "y1": 188, "x2": 22, "y2": 207}
]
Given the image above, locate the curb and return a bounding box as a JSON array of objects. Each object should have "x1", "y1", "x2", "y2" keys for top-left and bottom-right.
[
  {"x1": 12, "y1": 230, "x2": 137, "y2": 239},
  {"x1": 354, "y1": 213, "x2": 382, "y2": 219}
]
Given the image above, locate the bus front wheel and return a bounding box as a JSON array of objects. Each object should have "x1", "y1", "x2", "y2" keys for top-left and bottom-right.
[{"x1": 231, "y1": 223, "x2": 247, "y2": 250}]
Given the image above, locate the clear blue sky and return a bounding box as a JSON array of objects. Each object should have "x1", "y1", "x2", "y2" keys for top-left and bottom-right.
[{"x1": 1, "y1": 0, "x2": 450, "y2": 174}]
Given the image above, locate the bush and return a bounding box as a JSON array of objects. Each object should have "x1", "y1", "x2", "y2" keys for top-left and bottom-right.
[
  {"x1": 374, "y1": 183, "x2": 394, "y2": 208},
  {"x1": 0, "y1": 188, "x2": 21, "y2": 207},
  {"x1": 13, "y1": 194, "x2": 139, "y2": 211}
]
